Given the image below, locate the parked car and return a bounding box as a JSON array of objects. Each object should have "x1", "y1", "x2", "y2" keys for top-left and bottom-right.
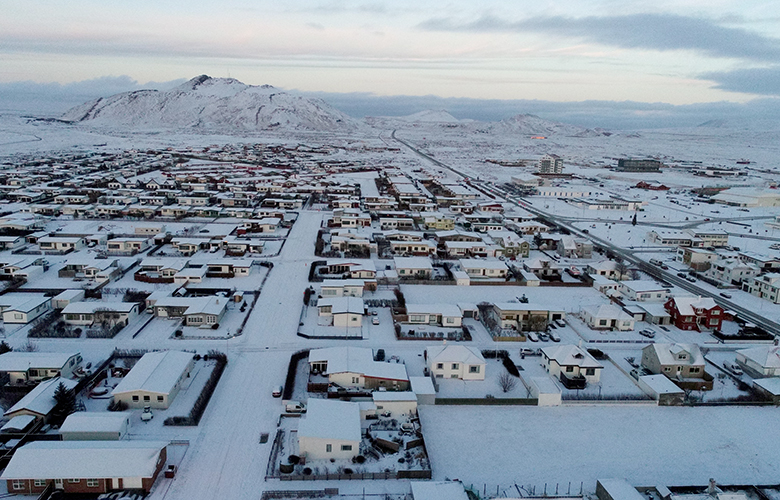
[
  {"x1": 272, "y1": 385, "x2": 283, "y2": 398},
  {"x1": 639, "y1": 329, "x2": 656, "y2": 338},
  {"x1": 723, "y1": 361, "x2": 743, "y2": 376},
  {"x1": 141, "y1": 406, "x2": 153, "y2": 422},
  {"x1": 549, "y1": 332, "x2": 561, "y2": 342},
  {"x1": 372, "y1": 317, "x2": 379, "y2": 325},
  {"x1": 519, "y1": 348, "x2": 537, "y2": 356},
  {"x1": 554, "y1": 319, "x2": 566, "y2": 328},
  {"x1": 686, "y1": 276, "x2": 696, "y2": 282},
  {"x1": 720, "y1": 292, "x2": 732, "y2": 299},
  {"x1": 537, "y1": 332, "x2": 550, "y2": 341},
  {"x1": 285, "y1": 401, "x2": 306, "y2": 413},
  {"x1": 677, "y1": 272, "x2": 687, "y2": 278},
  {"x1": 527, "y1": 332, "x2": 539, "y2": 342}
]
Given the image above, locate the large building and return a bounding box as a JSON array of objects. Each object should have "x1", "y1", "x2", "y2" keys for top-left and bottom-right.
[
  {"x1": 538, "y1": 154, "x2": 563, "y2": 174},
  {"x1": 616, "y1": 159, "x2": 662, "y2": 172}
]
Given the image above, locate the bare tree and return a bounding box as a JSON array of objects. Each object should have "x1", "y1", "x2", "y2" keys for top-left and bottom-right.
[
  {"x1": 21, "y1": 340, "x2": 38, "y2": 352},
  {"x1": 526, "y1": 315, "x2": 548, "y2": 332},
  {"x1": 614, "y1": 261, "x2": 629, "y2": 281},
  {"x1": 498, "y1": 372, "x2": 518, "y2": 393}
]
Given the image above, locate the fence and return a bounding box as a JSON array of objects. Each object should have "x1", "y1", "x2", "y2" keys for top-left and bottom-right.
[
  {"x1": 435, "y1": 398, "x2": 538, "y2": 406},
  {"x1": 278, "y1": 470, "x2": 431, "y2": 481}
]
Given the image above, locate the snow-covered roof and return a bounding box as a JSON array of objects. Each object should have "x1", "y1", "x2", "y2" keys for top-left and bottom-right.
[
  {"x1": 321, "y1": 279, "x2": 365, "y2": 288},
  {"x1": 5, "y1": 377, "x2": 78, "y2": 417},
  {"x1": 669, "y1": 296, "x2": 719, "y2": 315},
  {"x1": 754, "y1": 377, "x2": 780, "y2": 396},
  {"x1": 596, "y1": 479, "x2": 646, "y2": 500},
  {"x1": 309, "y1": 347, "x2": 408, "y2": 381},
  {"x1": 459, "y1": 259, "x2": 507, "y2": 270},
  {"x1": 1, "y1": 415, "x2": 36, "y2": 432},
  {"x1": 61, "y1": 301, "x2": 138, "y2": 315},
  {"x1": 372, "y1": 391, "x2": 417, "y2": 402},
  {"x1": 317, "y1": 297, "x2": 364, "y2": 315},
  {"x1": 0, "y1": 352, "x2": 80, "y2": 372},
  {"x1": 0, "y1": 440, "x2": 168, "y2": 480},
  {"x1": 59, "y1": 411, "x2": 128, "y2": 434},
  {"x1": 406, "y1": 303, "x2": 462, "y2": 318},
  {"x1": 639, "y1": 374, "x2": 684, "y2": 395},
  {"x1": 410, "y1": 376, "x2": 436, "y2": 396},
  {"x1": 298, "y1": 399, "x2": 361, "y2": 443},
  {"x1": 542, "y1": 345, "x2": 603, "y2": 369},
  {"x1": 427, "y1": 344, "x2": 485, "y2": 365},
  {"x1": 52, "y1": 289, "x2": 84, "y2": 301},
  {"x1": 584, "y1": 304, "x2": 634, "y2": 321},
  {"x1": 112, "y1": 351, "x2": 193, "y2": 396},
  {"x1": 411, "y1": 481, "x2": 469, "y2": 500},
  {"x1": 620, "y1": 280, "x2": 669, "y2": 293},
  {"x1": 393, "y1": 256, "x2": 433, "y2": 270},
  {"x1": 530, "y1": 376, "x2": 561, "y2": 395},
  {"x1": 644, "y1": 343, "x2": 704, "y2": 367},
  {"x1": 737, "y1": 346, "x2": 780, "y2": 368}
]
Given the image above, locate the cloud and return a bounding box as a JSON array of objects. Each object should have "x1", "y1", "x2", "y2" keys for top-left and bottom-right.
[
  {"x1": 419, "y1": 13, "x2": 780, "y2": 63},
  {"x1": 699, "y1": 66, "x2": 780, "y2": 96}
]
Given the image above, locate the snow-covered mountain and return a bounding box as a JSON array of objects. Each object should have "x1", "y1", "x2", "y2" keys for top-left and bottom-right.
[
  {"x1": 366, "y1": 110, "x2": 608, "y2": 137},
  {"x1": 61, "y1": 75, "x2": 361, "y2": 132}
]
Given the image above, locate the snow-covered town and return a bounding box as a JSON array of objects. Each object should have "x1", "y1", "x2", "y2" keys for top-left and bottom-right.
[{"x1": 1, "y1": 74, "x2": 780, "y2": 500}]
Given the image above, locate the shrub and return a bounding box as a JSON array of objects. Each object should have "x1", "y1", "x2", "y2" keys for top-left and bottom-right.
[
  {"x1": 303, "y1": 468, "x2": 312, "y2": 476},
  {"x1": 211, "y1": 323, "x2": 219, "y2": 330},
  {"x1": 288, "y1": 455, "x2": 300, "y2": 465},
  {"x1": 354, "y1": 455, "x2": 366, "y2": 464}
]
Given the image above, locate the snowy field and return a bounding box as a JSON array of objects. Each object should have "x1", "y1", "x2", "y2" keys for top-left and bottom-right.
[{"x1": 420, "y1": 405, "x2": 780, "y2": 489}]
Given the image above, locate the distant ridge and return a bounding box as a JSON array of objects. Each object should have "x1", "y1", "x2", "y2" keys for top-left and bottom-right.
[{"x1": 61, "y1": 75, "x2": 361, "y2": 132}]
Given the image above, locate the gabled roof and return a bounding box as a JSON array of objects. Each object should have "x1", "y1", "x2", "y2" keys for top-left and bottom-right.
[
  {"x1": 669, "y1": 296, "x2": 719, "y2": 316},
  {"x1": 317, "y1": 297, "x2": 364, "y2": 315},
  {"x1": 5, "y1": 377, "x2": 78, "y2": 418},
  {"x1": 59, "y1": 411, "x2": 128, "y2": 434},
  {"x1": 0, "y1": 352, "x2": 80, "y2": 373},
  {"x1": 0, "y1": 441, "x2": 168, "y2": 480},
  {"x1": 542, "y1": 345, "x2": 603, "y2": 369},
  {"x1": 309, "y1": 346, "x2": 408, "y2": 381},
  {"x1": 644, "y1": 343, "x2": 705, "y2": 366},
  {"x1": 737, "y1": 346, "x2": 780, "y2": 368},
  {"x1": 112, "y1": 351, "x2": 193, "y2": 396},
  {"x1": 427, "y1": 344, "x2": 485, "y2": 365}
]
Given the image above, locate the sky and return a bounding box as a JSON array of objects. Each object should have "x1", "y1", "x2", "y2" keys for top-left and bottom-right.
[{"x1": 2, "y1": 1, "x2": 780, "y2": 128}]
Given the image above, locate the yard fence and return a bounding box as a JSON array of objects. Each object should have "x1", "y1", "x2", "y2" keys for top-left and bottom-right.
[
  {"x1": 278, "y1": 470, "x2": 431, "y2": 481},
  {"x1": 435, "y1": 398, "x2": 538, "y2": 406}
]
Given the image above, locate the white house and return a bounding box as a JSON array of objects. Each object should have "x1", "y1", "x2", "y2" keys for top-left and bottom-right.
[
  {"x1": 4, "y1": 377, "x2": 78, "y2": 423},
  {"x1": 59, "y1": 412, "x2": 130, "y2": 441},
  {"x1": 111, "y1": 350, "x2": 195, "y2": 409},
  {"x1": 736, "y1": 346, "x2": 780, "y2": 378},
  {"x1": 426, "y1": 344, "x2": 486, "y2": 380},
  {"x1": 51, "y1": 289, "x2": 85, "y2": 310},
  {"x1": 61, "y1": 302, "x2": 139, "y2": 327},
  {"x1": 1, "y1": 295, "x2": 51, "y2": 324},
  {"x1": 371, "y1": 392, "x2": 418, "y2": 417},
  {"x1": 320, "y1": 279, "x2": 365, "y2": 298},
  {"x1": 37, "y1": 236, "x2": 85, "y2": 253},
  {"x1": 541, "y1": 345, "x2": 603, "y2": 388},
  {"x1": 393, "y1": 256, "x2": 433, "y2": 279},
  {"x1": 298, "y1": 399, "x2": 361, "y2": 461},
  {"x1": 317, "y1": 297, "x2": 364, "y2": 327},
  {"x1": 619, "y1": 280, "x2": 671, "y2": 302},
  {"x1": 0, "y1": 352, "x2": 82, "y2": 386},
  {"x1": 458, "y1": 259, "x2": 508, "y2": 278},
  {"x1": 582, "y1": 304, "x2": 635, "y2": 331},
  {"x1": 309, "y1": 347, "x2": 409, "y2": 390},
  {"x1": 405, "y1": 304, "x2": 463, "y2": 327}
]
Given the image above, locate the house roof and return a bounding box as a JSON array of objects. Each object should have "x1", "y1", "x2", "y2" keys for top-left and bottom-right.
[
  {"x1": 298, "y1": 399, "x2": 361, "y2": 443},
  {"x1": 5, "y1": 377, "x2": 78, "y2": 418},
  {"x1": 406, "y1": 303, "x2": 462, "y2": 318},
  {"x1": 458, "y1": 259, "x2": 507, "y2": 270},
  {"x1": 372, "y1": 391, "x2": 417, "y2": 402},
  {"x1": 0, "y1": 352, "x2": 80, "y2": 372},
  {"x1": 309, "y1": 347, "x2": 408, "y2": 381},
  {"x1": 59, "y1": 411, "x2": 128, "y2": 434},
  {"x1": 112, "y1": 351, "x2": 193, "y2": 396},
  {"x1": 584, "y1": 304, "x2": 634, "y2": 321},
  {"x1": 620, "y1": 280, "x2": 669, "y2": 293},
  {"x1": 0, "y1": 440, "x2": 168, "y2": 480},
  {"x1": 644, "y1": 343, "x2": 704, "y2": 366},
  {"x1": 669, "y1": 296, "x2": 719, "y2": 316},
  {"x1": 411, "y1": 482, "x2": 470, "y2": 500},
  {"x1": 61, "y1": 301, "x2": 138, "y2": 315},
  {"x1": 542, "y1": 345, "x2": 603, "y2": 369},
  {"x1": 317, "y1": 297, "x2": 364, "y2": 315},
  {"x1": 427, "y1": 344, "x2": 485, "y2": 365},
  {"x1": 737, "y1": 346, "x2": 780, "y2": 368},
  {"x1": 393, "y1": 256, "x2": 433, "y2": 270}
]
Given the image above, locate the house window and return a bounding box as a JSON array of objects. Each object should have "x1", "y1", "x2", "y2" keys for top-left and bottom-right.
[
  {"x1": 68, "y1": 479, "x2": 80, "y2": 483},
  {"x1": 451, "y1": 363, "x2": 459, "y2": 370},
  {"x1": 326, "y1": 444, "x2": 332, "y2": 452},
  {"x1": 664, "y1": 367, "x2": 671, "y2": 372},
  {"x1": 451, "y1": 374, "x2": 459, "y2": 378},
  {"x1": 33, "y1": 479, "x2": 46, "y2": 487},
  {"x1": 446, "y1": 317, "x2": 455, "y2": 324},
  {"x1": 436, "y1": 363, "x2": 443, "y2": 370},
  {"x1": 469, "y1": 365, "x2": 480, "y2": 374},
  {"x1": 132, "y1": 395, "x2": 139, "y2": 401},
  {"x1": 585, "y1": 368, "x2": 595, "y2": 376},
  {"x1": 599, "y1": 319, "x2": 607, "y2": 326},
  {"x1": 341, "y1": 444, "x2": 353, "y2": 451},
  {"x1": 157, "y1": 396, "x2": 164, "y2": 402},
  {"x1": 87, "y1": 479, "x2": 99, "y2": 488},
  {"x1": 12, "y1": 480, "x2": 24, "y2": 490},
  {"x1": 566, "y1": 366, "x2": 574, "y2": 372},
  {"x1": 144, "y1": 395, "x2": 150, "y2": 401}
]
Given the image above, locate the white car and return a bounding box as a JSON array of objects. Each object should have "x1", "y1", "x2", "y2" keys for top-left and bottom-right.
[
  {"x1": 724, "y1": 361, "x2": 743, "y2": 376},
  {"x1": 372, "y1": 317, "x2": 379, "y2": 325},
  {"x1": 141, "y1": 406, "x2": 153, "y2": 422}
]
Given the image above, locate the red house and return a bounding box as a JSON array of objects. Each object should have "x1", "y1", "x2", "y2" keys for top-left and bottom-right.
[{"x1": 664, "y1": 296, "x2": 724, "y2": 331}]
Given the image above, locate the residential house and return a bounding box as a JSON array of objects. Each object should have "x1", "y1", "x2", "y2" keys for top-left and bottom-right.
[
  {"x1": 51, "y1": 289, "x2": 85, "y2": 310},
  {"x1": 153, "y1": 296, "x2": 227, "y2": 326},
  {"x1": 664, "y1": 296, "x2": 724, "y2": 331},
  {"x1": 677, "y1": 247, "x2": 718, "y2": 271},
  {"x1": 426, "y1": 344, "x2": 486, "y2": 380},
  {"x1": 320, "y1": 279, "x2": 366, "y2": 298},
  {"x1": 405, "y1": 304, "x2": 463, "y2": 327},
  {"x1": 1, "y1": 295, "x2": 51, "y2": 324},
  {"x1": 298, "y1": 399, "x2": 361, "y2": 461},
  {"x1": 492, "y1": 303, "x2": 565, "y2": 330},
  {"x1": 394, "y1": 257, "x2": 433, "y2": 279},
  {"x1": 705, "y1": 258, "x2": 759, "y2": 285},
  {"x1": 206, "y1": 259, "x2": 253, "y2": 277},
  {"x1": 738, "y1": 251, "x2": 780, "y2": 272},
  {"x1": 557, "y1": 236, "x2": 593, "y2": 258},
  {"x1": 736, "y1": 346, "x2": 780, "y2": 378},
  {"x1": 3, "y1": 377, "x2": 78, "y2": 423},
  {"x1": 743, "y1": 273, "x2": 780, "y2": 303},
  {"x1": 586, "y1": 260, "x2": 625, "y2": 280},
  {"x1": 583, "y1": 304, "x2": 636, "y2": 331},
  {"x1": 106, "y1": 237, "x2": 149, "y2": 255},
  {"x1": 458, "y1": 259, "x2": 508, "y2": 279},
  {"x1": 59, "y1": 412, "x2": 130, "y2": 441},
  {"x1": 523, "y1": 257, "x2": 561, "y2": 280},
  {"x1": 641, "y1": 343, "x2": 707, "y2": 380},
  {"x1": 112, "y1": 351, "x2": 194, "y2": 409},
  {"x1": 37, "y1": 236, "x2": 85, "y2": 254},
  {"x1": 0, "y1": 352, "x2": 82, "y2": 386},
  {"x1": 1, "y1": 440, "x2": 168, "y2": 495},
  {"x1": 308, "y1": 346, "x2": 409, "y2": 390},
  {"x1": 61, "y1": 302, "x2": 139, "y2": 327},
  {"x1": 619, "y1": 280, "x2": 671, "y2": 302},
  {"x1": 317, "y1": 297, "x2": 364, "y2": 327},
  {"x1": 541, "y1": 345, "x2": 603, "y2": 389}
]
